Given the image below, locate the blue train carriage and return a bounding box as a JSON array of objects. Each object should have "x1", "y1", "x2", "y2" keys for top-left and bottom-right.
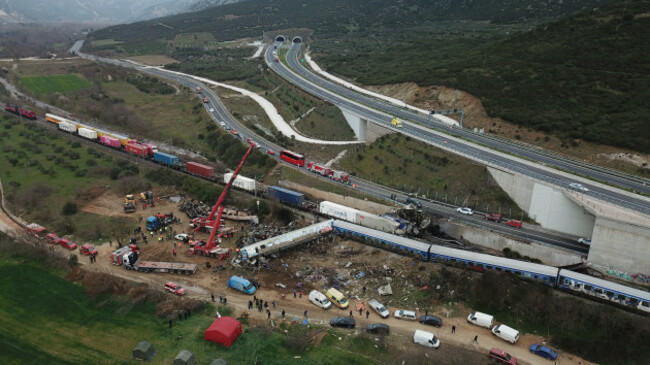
[
  {"x1": 153, "y1": 151, "x2": 180, "y2": 169},
  {"x1": 331, "y1": 220, "x2": 559, "y2": 286},
  {"x1": 558, "y1": 269, "x2": 650, "y2": 313}
]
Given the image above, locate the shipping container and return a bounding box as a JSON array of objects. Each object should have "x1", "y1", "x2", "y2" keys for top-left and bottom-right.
[
  {"x1": 355, "y1": 212, "x2": 399, "y2": 233},
  {"x1": 78, "y1": 128, "x2": 97, "y2": 140},
  {"x1": 45, "y1": 113, "x2": 64, "y2": 124},
  {"x1": 267, "y1": 186, "x2": 304, "y2": 206},
  {"x1": 186, "y1": 161, "x2": 214, "y2": 178},
  {"x1": 126, "y1": 143, "x2": 148, "y2": 157},
  {"x1": 153, "y1": 151, "x2": 180, "y2": 167},
  {"x1": 100, "y1": 135, "x2": 122, "y2": 148},
  {"x1": 224, "y1": 172, "x2": 256, "y2": 192},
  {"x1": 58, "y1": 120, "x2": 77, "y2": 133},
  {"x1": 319, "y1": 201, "x2": 358, "y2": 222}
]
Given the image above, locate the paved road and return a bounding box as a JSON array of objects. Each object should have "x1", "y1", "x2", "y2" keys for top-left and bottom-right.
[
  {"x1": 267, "y1": 42, "x2": 650, "y2": 216},
  {"x1": 64, "y1": 40, "x2": 584, "y2": 254}
]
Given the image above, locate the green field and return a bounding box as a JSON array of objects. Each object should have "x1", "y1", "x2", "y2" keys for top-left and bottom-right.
[{"x1": 20, "y1": 74, "x2": 91, "y2": 94}]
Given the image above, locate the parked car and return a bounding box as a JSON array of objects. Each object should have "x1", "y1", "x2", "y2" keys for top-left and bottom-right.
[
  {"x1": 569, "y1": 182, "x2": 589, "y2": 192},
  {"x1": 164, "y1": 282, "x2": 186, "y2": 296},
  {"x1": 58, "y1": 238, "x2": 77, "y2": 250},
  {"x1": 505, "y1": 220, "x2": 522, "y2": 228},
  {"x1": 457, "y1": 207, "x2": 473, "y2": 215},
  {"x1": 44, "y1": 233, "x2": 61, "y2": 244},
  {"x1": 175, "y1": 233, "x2": 191, "y2": 243},
  {"x1": 368, "y1": 299, "x2": 390, "y2": 318},
  {"x1": 419, "y1": 315, "x2": 443, "y2": 327},
  {"x1": 406, "y1": 197, "x2": 422, "y2": 208},
  {"x1": 330, "y1": 316, "x2": 355, "y2": 329},
  {"x1": 529, "y1": 344, "x2": 558, "y2": 360},
  {"x1": 485, "y1": 213, "x2": 502, "y2": 222},
  {"x1": 394, "y1": 310, "x2": 417, "y2": 321},
  {"x1": 578, "y1": 237, "x2": 592, "y2": 246},
  {"x1": 365, "y1": 323, "x2": 390, "y2": 335},
  {"x1": 488, "y1": 348, "x2": 518, "y2": 364},
  {"x1": 79, "y1": 244, "x2": 98, "y2": 256}
]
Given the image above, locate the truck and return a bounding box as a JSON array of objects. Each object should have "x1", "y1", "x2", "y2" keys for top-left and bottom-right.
[
  {"x1": 189, "y1": 241, "x2": 232, "y2": 259},
  {"x1": 267, "y1": 186, "x2": 305, "y2": 206},
  {"x1": 223, "y1": 172, "x2": 256, "y2": 192},
  {"x1": 306, "y1": 162, "x2": 331, "y2": 176},
  {"x1": 186, "y1": 161, "x2": 214, "y2": 178},
  {"x1": 153, "y1": 151, "x2": 180, "y2": 168},
  {"x1": 329, "y1": 170, "x2": 350, "y2": 183},
  {"x1": 123, "y1": 250, "x2": 197, "y2": 274},
  {"x1": 110, "y1": 245, "x2": 135, "y2": 265},
  {"x1": 146, "y1": 216, "x2": 160, "y2": 231},
  {"x1": 26, "y1": 223, "x2": 48, "y2": 238}
]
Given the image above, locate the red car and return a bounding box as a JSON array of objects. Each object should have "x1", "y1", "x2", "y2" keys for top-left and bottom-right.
[
  {"x1": 44, "y1": 233, "x2": 61, "y2": 244},
  {"x1": 488, "y1": 348, "x2": 518, "y2": 364},
  {"x1": 58, "y1": 238, "x2": 78, "y2": 250},
  {"x1": 266, "y1": 150, "x2": 275, "y2": 155},
  {"x1": 164, "y1": 282, "x2": 186, "y2": 296},
  {"x1": 485, "y1": 213, "x2": 502, "y2": 222},
  {"x1": 505, "y1": 220, "x2": 523, "y2": 228},
  {"x1": 80, "y1": 244, "x2": 98, "y2": 256}
]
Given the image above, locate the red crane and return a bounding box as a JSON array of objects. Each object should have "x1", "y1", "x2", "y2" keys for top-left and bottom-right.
[{"x1": 189, "y1": 142, "x2": 256, "y2": 257}]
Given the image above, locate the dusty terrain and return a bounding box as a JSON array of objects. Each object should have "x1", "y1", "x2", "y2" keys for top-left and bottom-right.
[{"x1": 0, "y1": 184, "x2": 595, "y2": 365}]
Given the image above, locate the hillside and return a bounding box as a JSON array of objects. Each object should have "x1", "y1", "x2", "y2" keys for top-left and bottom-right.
[{"x1": 314, "y1": 0, "x2": 650, "y2": 153}]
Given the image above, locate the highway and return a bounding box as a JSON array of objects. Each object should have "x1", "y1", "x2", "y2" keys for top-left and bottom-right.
[
  {"x1": 67, "y1": 40, "x2": 586, "y2": 254},
  {"x1": 266, "y1": 42, "x2": 650, "y2": 215}
]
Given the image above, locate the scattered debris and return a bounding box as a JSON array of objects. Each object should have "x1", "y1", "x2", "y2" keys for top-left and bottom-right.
[{"x1": 378, "y1": 284, "x2": 393, "y2": 296}]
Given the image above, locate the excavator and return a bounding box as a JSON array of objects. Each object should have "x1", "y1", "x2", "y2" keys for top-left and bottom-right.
[
  {"x1": 189, "y1": 142, "x2": 256, "y2": 258},
  {"x1": 140, "y1": 191, "x2": 155, "y2": 207}
]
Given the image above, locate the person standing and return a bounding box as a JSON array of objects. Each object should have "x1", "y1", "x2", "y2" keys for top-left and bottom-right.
[
  {"x1": 211, "y1": 293, "x2": 215, "y2": 302},
  {"x1": 473, "y1": 335, "x2": 478, "y2": 344},
  {"x1": 349, "y1": 310, "x2": 353, "y2": 318},
  {"x1": 282, "y1": 310, "x2": 286, "y2": 319},
  {"x1": 304, "y1": 310, "x2": 308, "y2": 318},
  {"x1": 366, "y1": 310, "x2": 369, "y2": 319},
  {"x1": 267, "y1": 309, "x2": 271, "y2": 319},
  {"x1": 359, "y1": 308, "x2": 363, "y2": 316},
  {"x1": 452, "y1": 325, "x2": 456, "y2": 334}
]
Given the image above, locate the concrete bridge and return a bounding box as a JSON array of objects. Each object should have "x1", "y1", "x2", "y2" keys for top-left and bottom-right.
[{"x1": 489, "y1": 167, "x2": 650, "y2": 273}]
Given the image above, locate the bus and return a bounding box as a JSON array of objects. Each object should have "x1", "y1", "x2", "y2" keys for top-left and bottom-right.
[{"x1": 280, "y1": 150, "x2": 305, "y2": 167}]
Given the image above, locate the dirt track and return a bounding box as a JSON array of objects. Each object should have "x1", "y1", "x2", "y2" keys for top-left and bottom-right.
[{"x1": 0, "y1": 184, "x2": 593, "y2": 365}]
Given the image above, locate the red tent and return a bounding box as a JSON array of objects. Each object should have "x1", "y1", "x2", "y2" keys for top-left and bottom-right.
[{"x1": 204, "y1": 316, "x2": 242, "y2": 347}]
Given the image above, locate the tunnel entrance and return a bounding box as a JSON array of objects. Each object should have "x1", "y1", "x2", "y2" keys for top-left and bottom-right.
[
  {"x1": 275, "y1": 35, "x2": 285, "y2": 42},
  {"x1": 292, "y1": 36, "x2": 302, "y2": 43}
]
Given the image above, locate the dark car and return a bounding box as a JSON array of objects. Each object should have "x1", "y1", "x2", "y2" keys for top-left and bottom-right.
[
  {"x1": 365, "y1": 323, "x2": 390, "y2": 335},
  {"x1": 330, "y1": 316, "x2": 356, "y2": 329},
  {"x1": 406, "y1": 197, "x2": 422, "y2": 208},
  {"x1": 529, "y1": 344, "x2": 558, "y2": 360},
  {"x1": 419, "y1": 315, "x2": 443, "y2": 327}
]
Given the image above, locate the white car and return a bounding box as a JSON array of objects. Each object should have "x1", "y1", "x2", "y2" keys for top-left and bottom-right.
[
  {"x1": 569, "y1": 183, "x2": 589, "y2": 192},
  {"x1": 368, "y1": 299, "x2": 390, "y2": 318},
  {"x1": 456, "y1": 207, "x2": 473, "y2": 215},
  {"x1": 394, "y1": 310, "x2": 417, "y2": 321},
  {"x1": 175, "y1": 233, "x2": 190, "y2": 242},
  {"x1": 578, "y1": 238, "x2": 592, "y2": 246},
  {"x1": 209, "y1": 108, "x2": 215, "y2": 112}
]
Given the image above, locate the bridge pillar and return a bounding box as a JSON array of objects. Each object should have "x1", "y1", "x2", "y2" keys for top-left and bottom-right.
[{"x1": 339, "y1": 108, "x2": 391, "y2": 142}]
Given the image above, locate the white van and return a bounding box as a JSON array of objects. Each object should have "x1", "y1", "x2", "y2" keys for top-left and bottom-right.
[
  {"x1": 309, "y1": 290, "x2": 332, "y2": 309},
  {"x1": 413, "y1": 329, "x2": 440, "y2": 349},
  {"x1": 467, "y1": 311, "x2": 494, "y2": 328},
  {"x1": 491, "y1": 324, "x2": 520, "y2": 344}
]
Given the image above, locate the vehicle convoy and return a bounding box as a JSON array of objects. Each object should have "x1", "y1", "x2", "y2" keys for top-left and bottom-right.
[{"x1": 122, "y1": 248, "x2": 197, "y2": 274}]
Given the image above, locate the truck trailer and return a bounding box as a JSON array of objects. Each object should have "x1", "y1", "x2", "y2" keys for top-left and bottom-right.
[{"x1": 123, "y1": 251, "x2": 197, "y2": 274}]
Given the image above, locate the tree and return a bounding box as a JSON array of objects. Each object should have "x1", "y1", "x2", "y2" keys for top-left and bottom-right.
[{"x1": 61, "y1": 202, "x2": 78, "y2": 215}]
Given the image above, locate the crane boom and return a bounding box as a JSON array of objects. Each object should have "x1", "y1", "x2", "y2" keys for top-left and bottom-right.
[{"x1": 207, "y1": 143, "x2": 256, "y2": 221}]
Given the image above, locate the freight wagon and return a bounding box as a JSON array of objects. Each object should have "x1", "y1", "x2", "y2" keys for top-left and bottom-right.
[
  {"x1": 58, "y1": 120, "x2": 77, "y2": 133},
  {"x1": 125, "y1": 142, "x2": 148, "y2": 157},
  {"x1": 319, "y1": 201, "x2": 358, "y2": 222},
  {"x1": 153, "y1": 151, "x2": 180, "y2": 168},
  {"x1": 186, "y1": 161, "x2": 214, "y2": 178},
  {"x1": 100, "y1": 135, "x2": 122, "y2": 149},
  {"x1": 78, "y1": 127, "x2": 97, "y2": 140},
  {"x1": 224, "y1": 172, "x2": 256, "y2": 192},
  {"x1": 267, "y1": 186, "x2": 305, "y2": 206}
]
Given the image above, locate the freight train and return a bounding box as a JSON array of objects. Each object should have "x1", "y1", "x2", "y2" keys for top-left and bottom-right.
[
  {"x1": 331, "y1": 220, "x2": 650, "y2": 314},
  {"x1": 5, "y1": 104, "x2": 37, "y2": 119}
]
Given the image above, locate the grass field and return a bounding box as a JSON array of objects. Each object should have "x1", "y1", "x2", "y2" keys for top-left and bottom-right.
[
  {"x1": 337, "y1": 133, "x2": 523, "y2": 215},
  {"x1": 90, "y1": 39, "x2": 124, "y2": 47},
  {"x1": 20, "y1": 74, "x2": 91, "y2": 94}
]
